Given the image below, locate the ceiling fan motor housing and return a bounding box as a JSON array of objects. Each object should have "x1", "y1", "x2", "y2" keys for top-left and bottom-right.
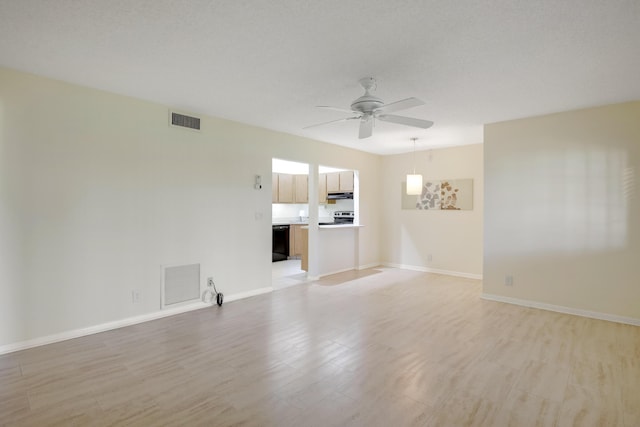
[
  {"x1": 351, "y1": 77, "x2": 384, "y2": 114},
  {"x1": 350, "y1": 94, "x2": 384, "y2": 114}
]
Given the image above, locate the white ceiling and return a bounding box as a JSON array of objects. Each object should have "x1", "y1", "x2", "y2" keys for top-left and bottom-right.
[{"x1": 1, "y1": 1, "x2": 639, "y2": 155}]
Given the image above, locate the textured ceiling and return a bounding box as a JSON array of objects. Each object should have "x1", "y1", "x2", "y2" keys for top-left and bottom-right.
[{"x1": 1, "y1": 0, "x2": 639, "y2": 154}]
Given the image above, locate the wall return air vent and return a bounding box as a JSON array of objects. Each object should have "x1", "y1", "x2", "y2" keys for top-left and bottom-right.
[
  {"x1": 161, "y1": 263, "x2": 201, "y2": 308},
  {"x1": 169, "y1": 111, "x2": 201, "y2": 131}
]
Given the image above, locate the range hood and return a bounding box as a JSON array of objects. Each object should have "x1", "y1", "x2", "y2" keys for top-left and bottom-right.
[{"x1": 327, "y1": 191, "x2": 353, "y2": 200}]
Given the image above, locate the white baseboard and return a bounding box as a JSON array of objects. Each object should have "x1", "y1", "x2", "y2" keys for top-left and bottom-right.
[
  {"x1": 481, "y1": 293, "x2": 640, "y2": 326},
  {"x1": 224, "y1": 286, "x2": 272, "y2": 303},
  {"x1": 383, "y1": 262, "x2": 483, "y2": 280},
  {"x1": 358, "y1": 263, "x2": 382, "y2": 270},
  {"x1": 0, "y1": 286, "x2": 273, "y2": 355}
]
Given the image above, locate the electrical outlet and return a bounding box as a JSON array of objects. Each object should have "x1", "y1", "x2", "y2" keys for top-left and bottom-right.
[
  {"x1": 207, "y1": 277, "x2": 214, "y2": 287},
  {"x1": 505, "y1": 275, "x2": 514, "y2": 286},
  {"x1": 427, "y1": 254, "x2": 433, "y2": 262},
  {"x1": 131, "y1": 290, "x2": 141, "y2": 303}
]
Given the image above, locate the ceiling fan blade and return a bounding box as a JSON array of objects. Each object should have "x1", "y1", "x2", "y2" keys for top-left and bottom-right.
[
  {"x1": 359, "y1": 116, "x2": 374, "y2": 139},
  {"x1": 303, "y1": 116, "x2": 360, "y2": 129},
  {"x1": 377, "y1": 114, "x2": 434, "y2": 129},
  {"x1": 375, "y1": 97, "x2": 425, "y2": 114},
  {"x1": 317, "y1": 105, "x2": 360, "y2": 115}
]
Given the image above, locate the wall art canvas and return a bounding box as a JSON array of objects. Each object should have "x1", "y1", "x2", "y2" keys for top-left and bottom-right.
[{"x1": 402, "y1": 179, "x2": 473, "y2": 210}]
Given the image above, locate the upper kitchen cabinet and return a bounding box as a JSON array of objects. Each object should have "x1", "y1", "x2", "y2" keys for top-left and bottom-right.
[
  {"x1": 275, "y1": 173, "x2": 294, "y2": 203},
  {"x1": 272, "y1": 159, "x2": 311, "y2": 204},
  {"x1": 272, "y1": 173, "x2": 279, "y2": 203},
  {"x1": 339, "y1": 171, "x2": 354, "y2": 191},
  {"x1": 319, "y1": 173, "x2": 327, "y2": 204},
  {"x1": 272, "y1": 172, "x2": 309, "y2": 204},
  {"x1": 294, "y1": 174, "x2": 308, "y2": 203},
  {"x1": 326, "y1": 172, "x2": 340, "y2": 193},
  {"x1": 326, "y1": 171, "x2": 354, "y2": 193}
]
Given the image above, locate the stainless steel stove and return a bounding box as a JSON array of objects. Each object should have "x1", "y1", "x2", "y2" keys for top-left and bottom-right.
[{"x1": 333, "y1": 211, "x2": 354, "y2": 224}]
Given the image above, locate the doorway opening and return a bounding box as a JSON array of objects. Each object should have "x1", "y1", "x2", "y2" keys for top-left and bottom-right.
[
  {"x1": 271, "y1": 158, "x2": 359, "y2": 288},
  {"x1": 271, "y1": 158, "x2": 309, "y2": 289}
]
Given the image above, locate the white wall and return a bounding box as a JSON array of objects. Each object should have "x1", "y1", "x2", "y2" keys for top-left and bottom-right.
[
  {"x1": 0, "y1": 87, "x2": 25, "y2": 345},
  {"x1": 380, "y1": 144, "x2": 484, "y2": 277},
  {"x1": 0, "y1": 67, "x2": 382, "y2": 347},
  {"x1": 484, "y1": 101, "x2": 640, "y2": 320},
  {"x1": 272, "y1": 203, "x2": 310, "y2": 220}
]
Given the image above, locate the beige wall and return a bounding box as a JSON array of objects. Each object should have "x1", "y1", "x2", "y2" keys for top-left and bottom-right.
[
  {"x1": 0, "y1": 67, "x2": 382, "y2": 347},
  {"x1": 484, "y1": 101, "x2": 640, "y2": 320},
  {"x1": 380, "y1": 143, "x2": 484, "y2": 277}
]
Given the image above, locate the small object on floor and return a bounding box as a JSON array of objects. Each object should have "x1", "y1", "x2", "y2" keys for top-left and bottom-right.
[{"x1": 202, "y1": 280, "x2": 223, "y2": 306}]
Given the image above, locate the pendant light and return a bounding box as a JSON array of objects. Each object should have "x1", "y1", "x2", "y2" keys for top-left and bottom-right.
[{"x1": 406, "y1": 137, "x2": 423, "y2": 195}]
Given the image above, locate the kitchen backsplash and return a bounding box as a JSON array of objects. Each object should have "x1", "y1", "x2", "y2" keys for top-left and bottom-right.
[{"x1": 272, "y1": 200, "x2": 354, "y2": 221}]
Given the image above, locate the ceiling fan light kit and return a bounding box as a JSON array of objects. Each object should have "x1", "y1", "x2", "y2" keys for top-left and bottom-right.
[{"x1": 305, "y1": 77, "x2": 434, "y2": 139}]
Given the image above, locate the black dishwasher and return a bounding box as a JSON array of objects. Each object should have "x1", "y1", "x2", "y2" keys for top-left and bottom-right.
[{"x1": 272, "y1": 225, "x2": 290, "y2": 262}]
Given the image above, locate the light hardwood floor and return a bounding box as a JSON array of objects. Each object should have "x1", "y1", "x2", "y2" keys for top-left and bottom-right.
[
  {"x1": 271, "y1": 259, "x2": 311, "y2": 290},
  {"x1": 1, "y1": 268, "x2": 639, "y2": 426}
]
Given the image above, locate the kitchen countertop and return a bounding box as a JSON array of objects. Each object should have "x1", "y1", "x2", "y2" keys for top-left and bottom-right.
[
  {"x1": 272, "y1": 220, "x2": 312, "y2": 225},
  {"x1": 273, "y1": 220, "x2": 363, "y2": 228},
  {"x1": 302, "y1": 224, "x2": 364, "y2": 229},
  {"x1": 272, "y1": 217, "x2": 335, "y2": 226}
]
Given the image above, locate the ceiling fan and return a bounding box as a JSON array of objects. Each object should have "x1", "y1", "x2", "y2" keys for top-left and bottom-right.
[{"x1": 304, "y1": 77, "x2": 434, "y2": 139}]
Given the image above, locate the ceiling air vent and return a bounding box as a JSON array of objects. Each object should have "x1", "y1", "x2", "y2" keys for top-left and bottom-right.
[{"x1": 169, "y1": 111, "x2": 201, "y2": 131}]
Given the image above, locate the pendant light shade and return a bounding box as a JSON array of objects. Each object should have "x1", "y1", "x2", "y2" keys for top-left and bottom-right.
[
  {"x1": 406, "y1": 137, "x2": 423, "y2": 195},
  {"x1": 406, "y1": 174, "x2": 423, "y2": 195}
]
